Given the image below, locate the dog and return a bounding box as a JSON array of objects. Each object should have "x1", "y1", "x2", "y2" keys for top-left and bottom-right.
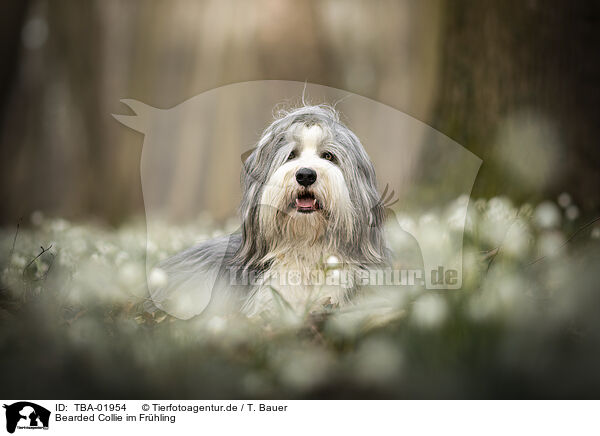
[{"x1": 150, "y1": 104, "x2": 389, "y2": 319}]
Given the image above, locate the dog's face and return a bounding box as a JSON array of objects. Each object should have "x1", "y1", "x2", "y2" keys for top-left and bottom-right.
[
  {"x1": 259, "y1": 122, "x2": 354, "y2": 243},
  {"x1": 235, "y1": 105, "x2": 386, "y2": 267}
]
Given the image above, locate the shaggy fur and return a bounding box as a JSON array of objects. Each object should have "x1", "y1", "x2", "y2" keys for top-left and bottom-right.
[{"x1": 151, "y1": 104, "x2": 388, "y2": 319}]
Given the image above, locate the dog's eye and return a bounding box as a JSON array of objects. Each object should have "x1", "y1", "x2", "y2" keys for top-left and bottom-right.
[
  {"x1": 321, "y1": 151, "x2": 335, "y2": 162},
  {"x1": 287, "y1": 151, "x2": 296, "y2": 161}
]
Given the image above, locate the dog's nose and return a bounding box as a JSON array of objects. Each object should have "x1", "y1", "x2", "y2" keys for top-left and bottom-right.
[{"x1": 295, "y1": 167, "x2": 317, "y2": 186}]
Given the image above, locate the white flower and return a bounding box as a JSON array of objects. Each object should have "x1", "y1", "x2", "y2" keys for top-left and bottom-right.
[
  {"x1": 411, "y1": 294, "x2": 447, "y2": 328},
  {"x1": 446, "y1": 204, "x2": 468, "y2": 231},
  {"x1": 503, "y1": 219, "x2": 531, "y2": 257},
  {"x1": 148, "y1": 267, "x2": 168, "y2": 289},
  {"x1": 72, "y1": 239, "x2": 87, "y2": 254},
  {"x1": 326, "y1": 255, "x2": 339, "y2": 267},
  {"x1": 538, "y1": 231, "x2": 566, "y2": 258},
  {"x1": 50, "y1": 219, "x2": 68, "y2": 233},
  {"x1": 565, "y1": 205, "x2": 579, "y2": 221},
  {"x1": 278, "y1": 348, "x2": 331, "y2": 391},
  {"x1": 419, "y1": 213, "x2": 438, "y2": 227},
  {"x1": 397, "y1": 215, "x2": 416, "y2": 234},
  {"x1": 206, "y1": 316, "x2": 227, "y2": 334},
  {"x1": 119, "y1": 262, "x2": 143, "y2": 287},
  {"x1": 487, "y1": 196, "x2": 514, "y2": 221},
  {"x1": 534, "y1": 201, "x2": 561, "y2": 229},
  {"x1": 455, "y1": 194, "x2": 470, "y2": 206},
  {"x1": 11, "y1": 255, "x2": 26, "y2": 268},
  {"x1": 557, "y1": 192, "x2": 571, "y2": 208},
  {"x1": 146, "y1": 240, "x2": 158, "y2": 253}
]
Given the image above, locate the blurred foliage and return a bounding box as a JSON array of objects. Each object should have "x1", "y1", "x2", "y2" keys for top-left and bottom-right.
[{"x1": 1, "y1": 196, "x2": 600, "y2": 398}]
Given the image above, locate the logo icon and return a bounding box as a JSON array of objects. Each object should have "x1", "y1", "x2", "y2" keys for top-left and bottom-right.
[{"x1": 3, "y1": 402, "x2": 50, "y2": 434}]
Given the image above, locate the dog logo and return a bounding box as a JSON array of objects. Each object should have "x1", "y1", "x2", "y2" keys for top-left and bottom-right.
[
  {"x1": 113, "y1": 81, "x2": 481, "y2": 319},
  {"x1": 3, "y1": 402, "x2": 50, "y2": 434}
]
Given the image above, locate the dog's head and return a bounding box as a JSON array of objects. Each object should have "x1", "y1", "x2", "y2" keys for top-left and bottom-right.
[{"x1": 234, "y1": 105, "x2": 386, "y2": 268}]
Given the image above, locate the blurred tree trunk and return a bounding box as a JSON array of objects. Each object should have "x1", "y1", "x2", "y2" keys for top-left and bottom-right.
[
  {"x1": 0, "y1": 2, "x2": 29, "y2": 125},
  {"x1": 432, "y1": 0, "x2": 600, "y2": 212}
]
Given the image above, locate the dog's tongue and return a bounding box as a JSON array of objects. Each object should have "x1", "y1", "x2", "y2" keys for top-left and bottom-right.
[{"x1": 296, "y1": 197, "x2": 316, "y2": 208}]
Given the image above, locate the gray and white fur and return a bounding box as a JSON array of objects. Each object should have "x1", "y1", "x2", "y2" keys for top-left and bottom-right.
[{"x1": 150, "y1": 104, "x2": 388, "y2": 319}]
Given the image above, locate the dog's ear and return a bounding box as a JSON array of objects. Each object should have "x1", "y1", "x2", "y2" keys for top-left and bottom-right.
[{"x1": 241, "y1": 147, "x2": 257, "y2": 164}]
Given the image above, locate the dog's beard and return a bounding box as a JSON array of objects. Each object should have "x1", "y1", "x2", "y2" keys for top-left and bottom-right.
[
  {"x1": 259, "y1": 188, "x2": 329, "y2": 245},
  {"x1": 279, "y1": 196, "x2": 329, "y2": 244},
  {"x1": 258, "y1": 171, "x2": 355, "y2": 250}
]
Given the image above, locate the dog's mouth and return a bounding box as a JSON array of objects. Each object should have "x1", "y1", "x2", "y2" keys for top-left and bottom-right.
[{"x1": 294, "y1": 192, "x2": 320, "y2": 214}]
